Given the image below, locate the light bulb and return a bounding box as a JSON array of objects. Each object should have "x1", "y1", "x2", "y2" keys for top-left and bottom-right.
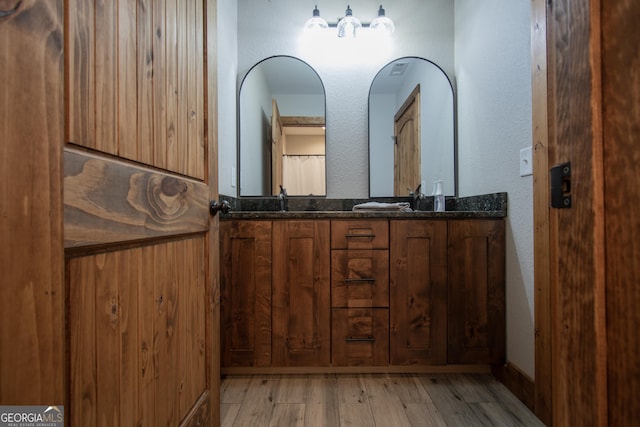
[
  {"x1": 337, "y1": 5, "x2": 361, "y2": 38},
  {"x1": 370, "y1": 5, "x2": 395, "y2": 35},
  {"x1": 304, "y1": 5, "x2": 328, "y2": 33}
]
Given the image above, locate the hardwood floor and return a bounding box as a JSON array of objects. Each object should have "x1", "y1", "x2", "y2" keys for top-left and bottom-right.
[{"x1": 221, "y1": 373, "x2": 543, "y2": 426}]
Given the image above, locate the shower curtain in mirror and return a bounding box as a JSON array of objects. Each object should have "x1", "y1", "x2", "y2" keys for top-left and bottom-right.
[{"x1": 283, "y1": 155, "x2": 326, "y2": 195}]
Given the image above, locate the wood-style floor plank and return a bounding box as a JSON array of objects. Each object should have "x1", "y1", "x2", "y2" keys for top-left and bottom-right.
[
  {"x1": 228, "y1": 376, "x2": 277, "y2": 427},
  {"x1": 361, "y1": 374, "x2": 412, "y2": 426},
  {"x1": 417, "y1": 375, "x2": 485, "y2": 427},
  {"x1": 269, "y1": 403, "x2": 305, "y2": 427},
  {"x1": 221, "y1": 373, "x2": 543, "y2": 427},
  {"x1": 220, "y1": 376, "x2": 251, "y2": 404},
  {"x1": 404, "y1": 402, "x2": 448, "y2": 427}
]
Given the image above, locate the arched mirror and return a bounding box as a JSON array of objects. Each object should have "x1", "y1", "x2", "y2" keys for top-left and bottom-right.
[
  {"x1": 239, "y1": 56, "x2": 326, "y2": 196},
  {"x1": 369, "y1": 57, "x2": 456, "y2": 197}
]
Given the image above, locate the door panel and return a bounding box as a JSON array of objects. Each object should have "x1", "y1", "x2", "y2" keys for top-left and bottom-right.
[
  {"x1": 64, "y1": 0, "x2": 218, "y2": 425},
  {"x1": 394, "y1": 85, "x2": 421, "y2": 196},
  {"x1": 67, "y1": 0, "x2": 205, "y2": 180},
  {"x1": 68, "y1": 239, "x2": 207, "y2": 425}
]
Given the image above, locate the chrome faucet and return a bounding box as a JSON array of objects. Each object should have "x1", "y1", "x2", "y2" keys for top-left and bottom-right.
[{"x1": 278, "y1": 185, "x2": 288, "y2": 211}]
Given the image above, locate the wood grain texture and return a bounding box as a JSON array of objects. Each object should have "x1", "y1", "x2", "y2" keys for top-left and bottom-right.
[
  {"x1": 137, "y1": 0, "x2": 154, "y2": 165},
  {"x1": 331, "y1": 249, "x2": 389, "y2": 308},
  {"x1": 601, "y1": 0, "x2": 640, "y2": 425},
  {"x1": 205, "y1": 1, "x2": 221, "y2": 424},
  {"x1": 272, "y1": 220, "x2": 331, "y2": 367},
  {"x1": 492, "y1": 362, "x2": 535, "y2": 413},
  {"x1": 448, "y1": 220, "x2": 505, "y2": 366},
  {"x1": 221, "y1": 374, "x2": 543, "y2": 427},
  {"x1": 67, "y1": 0, "x2": 206, "y2": 179},
  {"x1": 331, "y1": 220, "x2": 389, "y2": 250},
  {"x1": 179, "y1": 390, "x2": 212, "y2": 427},
  {"x1": 64, "y1": 148, "x2": 209, "y2": 248},
  {"x1": 220, "y1": 220, "x2": 273, "y2": 367},
  {"x1": 153, "y1": 0, "x2": 168, "y2": 169},
  {"x1": 390, "y1": 220, "x2": 448, "y2": 366},
  {"x1": 66, "y1": 0, "x2": 95, "y2": 147},
  {"x1": 117, "y1": 0, "x2": 138, "y2": 161},
  {"x1": 0, "y1": 0, "x2": 65, "y2": 405},
  {"x1": 95, "y1": 0, "x2": 118, "y2": 155},
  {"x1": 67, "y1": 238, "x2": 208, "y2": 425},
  {"x1": 67, "y1": 257, "x2": 97, "y2": 425},
  {"x1": 280, "y1": 116, "x2": 325, "y2": 127},
  {"x1": 530, "y1": 0, "x2": 552, "y2": 423},
  {"x1": 548, "y1": 0, "x2": 608, "y2": 425},
  {"x1": 331, "y1": 309, "x2": 390, "y2": 366}
]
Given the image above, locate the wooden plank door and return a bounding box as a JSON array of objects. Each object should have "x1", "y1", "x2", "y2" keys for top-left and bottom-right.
[
  {"x1": 394, "y1": 85, "x2": 421, "y2": 196},
  {"x1": 65, "y1": 1, "x2": 219, "y2": 426},
  {"x1": 1, "y1": 0, "x2": 65, "y2": 406}
]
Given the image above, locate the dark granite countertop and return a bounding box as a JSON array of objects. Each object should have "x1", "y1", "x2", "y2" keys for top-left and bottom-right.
[
  {"x1": 218, "y1": 192, "x2": 507, "y2": 220},
  {"x1": 220, "y1": 210, "x2": 505, "y2": 220}
]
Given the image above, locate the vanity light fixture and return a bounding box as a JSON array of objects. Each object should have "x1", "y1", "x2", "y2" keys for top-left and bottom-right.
[{"x1": 304, "y1": 4, "x2": 394, "y2": 38}]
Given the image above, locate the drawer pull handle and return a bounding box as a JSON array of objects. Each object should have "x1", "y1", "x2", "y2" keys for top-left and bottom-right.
[
  {"x1": 345, "y1": 336, "x2": 376, "y2": 342},
  {"x1": 345, "y1": 233, "x2": 375, "y2": 239},
  {"x1": 345, "y1": 278, "x2": 375, "y2": 284}
]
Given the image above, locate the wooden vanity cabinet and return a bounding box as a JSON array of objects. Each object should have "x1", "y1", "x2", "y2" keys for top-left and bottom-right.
[
  {"x1": 389, "y1": 220, "x2": 448, "y2": 365},
  {"x1": 330, "y1": 220, "x2": 390, "y2": 366},
  {"x1": 272, "y1": 220, "x2": 331, "y2": 367},
  {"x1": 220, "y1": 216, "x2": 505, "y2": 371},
  {"x1": 447, "y1": 219, "x2": 505, "y2": 365},
  {"x1": 220, "y1": 220, "x2": 272, "y2": 367}
]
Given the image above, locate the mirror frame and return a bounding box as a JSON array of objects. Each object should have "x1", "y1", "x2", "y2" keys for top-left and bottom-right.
[
  {"x1": 237, "y1": 55, "x2": 327, "y2": 197},
  {"x1": 368, "y1": 56, "x2": 458, "y2": 198}
]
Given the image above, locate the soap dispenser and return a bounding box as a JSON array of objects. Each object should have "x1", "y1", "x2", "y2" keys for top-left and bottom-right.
[{"x1": 432, "y1": 180, "x2": 445, "y2": 212}]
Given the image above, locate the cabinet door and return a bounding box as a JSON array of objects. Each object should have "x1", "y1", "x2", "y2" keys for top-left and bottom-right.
[
  {"x1": 272, "y1": 220, "x2": 331, "y2": 367},
  {"x1": 448, "y1": 220, "x2": 505, "y2": 365},
  {"x1": 220, "y1": 221, "x2": 272, "y2": 367},
  {"x1": 390, "y1": 220, "x2": 448, "y2": 365}
]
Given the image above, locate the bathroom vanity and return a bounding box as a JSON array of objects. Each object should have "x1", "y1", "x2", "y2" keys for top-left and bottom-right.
[{"x1": 219, "y1": 195, "x2": 506, "y2": 374}]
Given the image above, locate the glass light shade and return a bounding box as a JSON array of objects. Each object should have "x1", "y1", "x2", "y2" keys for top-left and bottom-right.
[
  {"x1": 337, "y1": 5, "x2": 361, "y2": 38},
  {"x1": 304, "y1": 6, "x2": 328, "y2": 32},
  {"x1": 370, "y1": 6, "x2": 394, "y2": 35}
]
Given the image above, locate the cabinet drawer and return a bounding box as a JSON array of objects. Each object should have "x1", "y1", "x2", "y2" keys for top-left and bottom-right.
[
  {"x1": 332, "y1": 308, "x2": 389, "y2": 366},
  {"x1": 331, "y1": 220, "x2": 389, "y2": 249},
  {"x1": 332, "y1": 250, "x2": 389, "y2": 308}
]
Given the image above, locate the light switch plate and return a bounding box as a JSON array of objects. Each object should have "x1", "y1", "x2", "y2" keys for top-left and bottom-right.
[{"x1": 520, "y1": 146, "x2": 533, "y2": 177}]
